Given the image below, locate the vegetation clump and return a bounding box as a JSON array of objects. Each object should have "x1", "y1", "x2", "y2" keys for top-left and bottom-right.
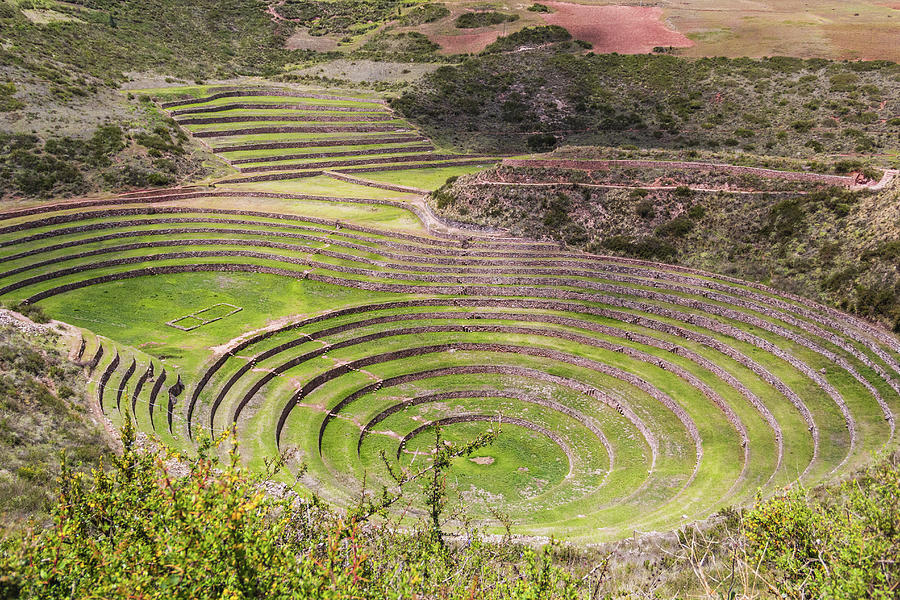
[
  {"x1": 0, "y1": 83, "x2": 24, "y2": 112},
  {"x1": 276, "y1": 0, "x2": 426, "y2": 37},
  {"x1": 743, "y1": 455, "x2": 900, "y2": 599},
  {"x1": 396, "y1": 2, "x2": 450, "y2": 26},
  {"x1": 0, "y1": 422, "x2": 580, "y2": 599},
  {"x1": 0, "y1": 325, "x2": 108, "y2": 530},
  {"x1": 455, "y1": 11, "x2": 519, "y2": 29},
  {"x1": 482, "y1": 25, "x2": 572, "y2": 54},
  {"x1": 394, "y1": 49, "x2": 900, "y2": 156},
  {"x1": 0, "y1": 121, "x2": 198, "y2": 199},
  {"x1": 357, "y1": 32, "x2": 441, "y2": 62}
]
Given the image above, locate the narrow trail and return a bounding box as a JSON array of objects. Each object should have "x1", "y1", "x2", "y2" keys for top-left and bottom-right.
[{"x1": 473, "y1": 181, "x2": 809, "y2": 195}]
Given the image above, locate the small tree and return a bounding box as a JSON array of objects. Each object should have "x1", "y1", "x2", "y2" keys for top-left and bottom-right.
[{"x1": 379, "y1": 423, "x2": 499, "y2": 546}]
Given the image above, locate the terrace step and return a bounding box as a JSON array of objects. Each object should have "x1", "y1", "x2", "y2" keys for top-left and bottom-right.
[{"x1": 227, "y1": 143, "x2": 435, "y2": 165}]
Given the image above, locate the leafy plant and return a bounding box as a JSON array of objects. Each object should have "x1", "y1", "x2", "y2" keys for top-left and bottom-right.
[{"x1": 743, "y1": 454, "x2": 899, "y2": 599}]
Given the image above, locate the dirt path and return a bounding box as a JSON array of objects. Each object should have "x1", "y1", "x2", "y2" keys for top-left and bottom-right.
[
  {"x1": 499, "y1": 158, "x2": 899, "y2": 192},
  {"x1": 475, "y1": 181, "x2": 806, "y2": 195},
  {"x1": 865, "y1": 169, "x2": 899, "y2": 191}
]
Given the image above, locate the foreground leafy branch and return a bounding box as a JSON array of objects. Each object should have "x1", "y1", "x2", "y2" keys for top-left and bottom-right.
[{"x1": 0, "y1": 420, "x2": 577, "y2": 599}]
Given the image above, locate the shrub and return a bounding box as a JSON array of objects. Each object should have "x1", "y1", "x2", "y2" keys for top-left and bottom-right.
[
  {"x1": 0, "y1": 83, "x2": 24, "y2": 112},
  {"x1": 673, "y1": 185, "x2": 692, "y2": 198},
  {"x1": 599, "y1": 235, "x2": 677, "y2": 261},
  {"x1": 455, "y1": 11, "x2": 519, "y2": 29},
  {"x1": 687, "y1": 204, "x2": 706, "y2": 219},
  {"x1": 357, "y1": 32, "x2": 440, "y2": 61},
  {"x1": 397, "y1": 3, "x2": 450, "y2": 26},
  {"x1": 636, "y1": 199, "x2": 655, "y2": 219},
  {"x1": 526, "y1": 133, "x2": 557, "y2": 152},
  {"x1": 829, "y1": 72, "x2": 859, "y2": 92},
  {"x1": 863, "y1": 240, "x2": 900, "y2": 262},
  {"x1": 482, "y1": 25, "x2": 571, "y2": 54},
  {"x1": 743, "y1": 455, "x2": 899, "y2": 599},
  {"x1": 655, "y1": 215, "x2": 694, "y2": 237},
  {"x1": 527, "y1": 3, "x2": 551, "y2": 12},
  {"x1": 543, "y1": 193, "x2": 571, "y2": 229},
  {"x1": 432, "y1": 188, "x2": 455, "y2": 210},
  {"x1": 0, "y1": 423, "x2": 580, "y2": 599},
  {"x1": 9, "y1": 302, "x2": 49, "y2": 324}
]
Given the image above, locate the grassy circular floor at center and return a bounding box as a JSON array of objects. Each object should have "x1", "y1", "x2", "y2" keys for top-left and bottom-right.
[{"x1": 403, "y1": 421, "x2": 571, "y2": 506}]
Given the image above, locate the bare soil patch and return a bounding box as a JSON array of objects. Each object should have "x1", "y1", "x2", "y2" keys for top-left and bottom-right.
[
  {"x1": 20, "y1": 8, "x2": 84, "y2": 24},
  {"x1": 285, "y1": 29, "x2": 341, "y2": 52},
  {"x1": 289, "y1": 59, "x2": 441, "y2": 83},
  {"x1": 433, "y1": 29, "x2": 504, "y2": 54},
  {"x1": 539, "y1": 3, "x2": 694, "y2": 54},
  {"x1": 470, "y1": 456, "x2": 495, "y2": 465},
  {"x1": 824, "y1": 23, "x2": 900, "y2": 60}
]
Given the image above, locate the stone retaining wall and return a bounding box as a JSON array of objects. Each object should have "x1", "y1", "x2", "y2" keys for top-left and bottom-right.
[
  {"x1": 131, "y1": 363, "x2": 154, "y2": 416},
  {"x1": 192, "y1": 124, "x2": 406, "y2": 138},
  {"x1": 397, "y1": 415, "x2": 569, "y2": 465},
  {"x1": 188, "y1": 296, "x2": 814, "y2": 473},
  {"x1": 241, "y1": 154, "x2": 473, "y2": 174},
  {"x1": 360, "y1": 389, "x2": 613, "y2": 468},
  {"x1": 299, "y1": 362, "x2": 660, "y2": 473},
  {"x1": 217, "y1": 158, "x2": 499, "y2": 184},
  {"x1": 148, "y1": 370, "x2": 167, "y2": 424},
  {"x1": 97, "y1": 352, "x2": 119, "y2": 415},
  {"x1": 170, "y1": 102, "x2": 384, "y2": 115},
  {"x1": 117, "y1": 359, "x2": 136, "y2": 413},
  {"x1": 160, "y1": 89, "x2": 386, "y2": 109},
  {"x1": 229, "y1": 144, "x2": 435, "y2": 165},
  {"x1": 212, "y1": 135, "x2": 427, "y2": 153},
  {"x1": 177, "y1": 114, "x2": 392, "y2": 125}
]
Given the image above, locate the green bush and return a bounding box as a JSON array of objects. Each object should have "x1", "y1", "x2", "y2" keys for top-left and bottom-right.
[
  {"x1": 687, "y1": 204, "x2": 706, "y2": 219},
  {"x1": 0, "y1": 423, "x2": 580, "y2": 599},
  {"x1": 455, "y1": 11, "x2": 519, "y2": 29},
  {"x1": 743, "y1": 455, "x2": 899, "y2": 599},
  {"x1": 0, "y1": 2, "x2": 17, "y2": 19},
  {"x1": 483, "y1": 25, "x2": 572, "y2": 54},
  {"x1": 829, "y1": 72, "x2": 860, "y2": 92},
  {"x1": 8, "y1": 302, "x2": 49, "y2": 324},
  {"x1": 543, "y1": 193, "x2": 572, "y2": 229},
  {"x1": 357, "y1": 32, "x2": 440, "y2": 61},
  {"x1": 0, "y1": 83, "x2": 24, "y2": 112},
  {"x1": 397, "y1": 3, "x2": 449, "y2": 25},
  {"x1": 791, "y1": 120, "x2": 815, "y2": 133},
  {"x1": 527, "y1": 3, "x2": 551, "y2": 12},
  {"x1": 655, "y1": 215, "x2": 694, "y2": 237},
  {"x1": 526, "y1": 133, "x2": 558, "y2": 152},
  {"x1": 273, "y1": 0, "x2": 412, "y2": 36},
  {"x1": 636, "y1": 199, "x2": 655, "y2": 219},
  {"x1": 599, "y1": 235, "x2": 677, "y2": 261}
]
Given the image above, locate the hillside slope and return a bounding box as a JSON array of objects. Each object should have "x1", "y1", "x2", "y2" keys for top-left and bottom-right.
[
  {"x1": 0, "y1": 313, "x2": 110, "y2": 530},
  {"x1": 393, "y1": 47, "x2": 900, "y2": 157},
  {"x1": 433, "y1": 162, "x2": 900, "y2": 329}
]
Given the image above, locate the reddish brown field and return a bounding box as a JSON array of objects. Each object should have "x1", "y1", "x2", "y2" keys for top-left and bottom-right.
[
  {"x1": 432, "y1": 30, "x2": 504, "y2": 54},
  {"x1": 539, "y1": 2, "x2": 694, "y2": 53}
]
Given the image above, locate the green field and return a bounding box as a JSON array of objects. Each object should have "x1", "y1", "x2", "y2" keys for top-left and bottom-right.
[{"x1": 2, "y1": 84, "x2": 897, "y2": 543}]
